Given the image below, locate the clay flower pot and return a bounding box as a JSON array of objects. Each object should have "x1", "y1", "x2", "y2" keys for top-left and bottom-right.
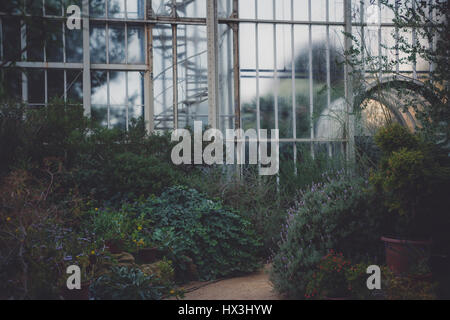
[{"x1": 381, "y1": 236, "x2": 432, "y2": 275}]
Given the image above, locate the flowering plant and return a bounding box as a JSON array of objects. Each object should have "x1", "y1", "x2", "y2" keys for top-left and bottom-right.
[{"x1": 305, "y1": 251, "x2": 352, "y2": 299}]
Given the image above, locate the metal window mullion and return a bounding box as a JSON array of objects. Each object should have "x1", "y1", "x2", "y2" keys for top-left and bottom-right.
[
  {"x1": 411, "y1": 0, "x2": 417, "y2": 79},
  {"x1": 377, "y1": 0, "x2": 382, "y2": 78},
  {"x1": 107, "y1": 71, "x2": 110, "y2": 128},
  {"x1": 45, "y1": 69, "x2": 48, "y2": 105},
  {"x1": 308, "y1": 0, "x2": 314, "y2": 159},
  {"x1": 172, "y1": 24, "x2": 178, "y2": 129},
  {"x1": 0, "y1": 18, "x2": 3, "y2": 61},
  {"x1": 144, "y1": 0, "x2": 154, "y2": 132},
  {"x1": 291, "y1": 0, "x2": 297, "y2": 175},
  {"x1": 344, "y1": 0, "x2": 355, "y2": 163},
  {"x1": 360, "y1": 0, "x2": 365, "y2": 76},
  {"x1": 21, "y1": 19, "x2": 28, "y2": 103},
  {"x1": 273, "y1": 1, "x2": 278, "y2": 132},
  {"x1": 125, "y1": 23, "x2": 128, "y2": 63},
  {"x1": 326, "y1": 0, "x2": 332, "y2": 158},
  {"x1": 255, "y1": 0, "x2": 261, "y2": 171},
  {"x1": 126, "y1": 71, "x2": 129, "y2": 130},
  {"x1": 395, "y1": 0, "x2": 401, "y2": 75},
  {"x1": 82, "y1": 0, "x2": 91, "y2": 116}
]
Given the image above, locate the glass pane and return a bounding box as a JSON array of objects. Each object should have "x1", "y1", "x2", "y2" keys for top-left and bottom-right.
[
  {"x1": 329, "y1": 0, "x2": 344, "y2": 22},
  {"x1": 311, "y1": 0, "x2": 327, "y2": 21},
  {"x1": 127, "y1": 72, "x2": 144, "y2": 107},
  {"x1": 47, "y1": 69, "x2": 64, "y2": 101},
  {"x1": 218, "y1": 0, "x2": 233, "y2": 18},
  {"x1": 45, "y1": 0, "x2": 63, "y2": 16},
  {"x1": 293, "y1": 0, "x2": 309, "y2": 21},
  {"x1": 26, "y1": 0, "x2": 43, "y2": 16},
  {"x1": 91, "y1": 70, "x2": 107, "y2": 105},
  {"x1": 66, "y1": 25, "x2": 83, "y2": 62},
  {"x1": 152, "y1": 0, "x2": 172, "y2": 16},
  {"x1": 109, "y1": 25, "x2": 126, "y2": 64},
  {"x1": 92, "y1": 105, "x2": 108, "y2": 127},
  {"x1": 2, "y1": 17, "x2": 21, "y2": 61},
  {"x1": 177, "y1": 24, "x2": 208, "y2": 128},
  {"x1": 257, "y1": 0, "x2": 274, "y2": 20},
  {"x1": 110, "y1": 105, "x2": 127, "y2": 129},
  {"x1": 239, "y1": 0, "x2": 255, "y2": 19},
  {"x1": 218, "y1": 24, "x2": 234, "y2": 131},
  {"x1": 109, "y1": 71, "x2": 126, "y2": 105},
  {"x1": 27, "y1": 18, "x2": 44, "y2": 61},
  {"x1": 293, "y1": 24, "x2": 310, "y2": 139},
  {"x1": 90, "y1": 23, "x2": 106, "y2": 63},
  {"x1": 258, "y1": 24, "x2": 274, "y2": 70},
  {"x1": 67, "y1": 70, "x2": 83, "y2": 103},
  {"x1": 240, "y1": 77, "x2": 257, "y2": 131},
  {"x1": 153, "y1": 25, "x2": 173, "y2": 130},
  {"x1": 276, "y1": 24, "x2": 293, "y2": 139},
  {"x1": 46, "y1": 21, "x2": 64, "y2": 62},
  {"x1": 275, "y1": 0, "x2": 291, "y2": 20},
  {"x1": 177, "y1": 0, "x2": 206, "y2": 18},
  {"x1": 127, "y1": 26, "x2": 145, "y2": 64},
  {"x1": 126, "y1": 0, "x2": 145, "y2": 19},
  {"x1": 90, "y1": 0, "x2": 106, "y2": 17},
  {"x1": 239, "y1": 24, "x2": 256, "y2": 70},
  {"x1": 27, "y1": 69, "x2": 45, "y2": 104},
  {"x1": 1, "y1": 69, "x2": 22, "y2": 100},
  {"x1": 109, "y1": 0, "x2": 126, "y2": 18}
]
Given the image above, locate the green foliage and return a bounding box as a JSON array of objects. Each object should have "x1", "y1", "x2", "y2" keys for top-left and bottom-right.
[
  {"x1": 370, "y1": 124, "x2": 450, "y2": 238},
  {"x1": 270, "y1": 172, "x2": 384, "y2": 299},
  {"x1": 374, "y1": 123, "x2": 419, "y2": 154},
  {"x1": 90, "y1": 266, "x2": 165, "y2": 300},
  {"x1": 123, "y1": 186, "x2": 262, "y2": 281},
  {"x1": 305, "y1": 251, "x2": 352, "y2": 299}
]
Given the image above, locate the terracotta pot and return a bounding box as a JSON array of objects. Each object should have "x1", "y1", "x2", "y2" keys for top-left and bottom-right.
[
  {"x1": 61, "y1": 281, "x2": 91, "y2": 300},
  {"x1": 138, "y1": 247, "x2": 161, "y2": 264},
  {"x1": 105, "y1": 239, "x2": 124, "y2": 254},
  {"x1": 381, "y1": 236, "x2": 432, "y2": 275}
]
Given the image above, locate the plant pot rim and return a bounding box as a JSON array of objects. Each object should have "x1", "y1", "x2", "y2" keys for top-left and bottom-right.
[{"x1": 381, "y1": 236, "x2": 432, "y2": 246}]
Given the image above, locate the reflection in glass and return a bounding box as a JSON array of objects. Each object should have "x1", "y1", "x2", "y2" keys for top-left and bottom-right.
[
  {"x1": 109, "y1": 25, "x2": 126, "y2": 64},
  {"x1": 66, "y1": 26, "x2": 83, "y2": 63},
  {"x1": 27, "y1": 69, "x2": 45, "y2": 104},
  {"x1": 109, "y1": 0, "x2": 126, "y2": 18},
  {"x1": 126, "y1": 0, "x2": 145, "y2": 19},
  {"x1": 127, "y1": 26, "x2": 145, "y2": 64},
  {"x1": 47, "y1": 69, "x2": 64, "y2": 101},
  {"x1": 46, "y1": 21, "x2": 64, "y2": 62},
  {"x1": 67, "y1": 70, "x2": 83, "y2": 103},
  {"x1": 90, "y1": 24, "x2": 106, "y2": 63},
  {"x1": 90, "y1": 0, "x2": 106, "y2": 17}
]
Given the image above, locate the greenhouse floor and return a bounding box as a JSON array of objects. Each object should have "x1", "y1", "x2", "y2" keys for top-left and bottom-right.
[{"x1": 173, "y1": 265, "x2": 281, "y2": 300}]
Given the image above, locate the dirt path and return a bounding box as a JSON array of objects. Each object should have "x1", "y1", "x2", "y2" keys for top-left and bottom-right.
[{"x1": 177, "y1": 265, "x2": 282, "y2": 300}]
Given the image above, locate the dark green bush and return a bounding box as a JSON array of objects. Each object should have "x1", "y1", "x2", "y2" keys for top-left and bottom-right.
[
  {"x1": 121, "y1": 186, "x2": 262, "y2": 281},
  {"x1": 90, "y1": 266, "x2": 166, "y2": 300},
  {"x1": 371, "y1": 124, "x2": 450, "y2": 239},
  {"x1": 270, "y1": 172, "x2": 385, "y2": 299}
]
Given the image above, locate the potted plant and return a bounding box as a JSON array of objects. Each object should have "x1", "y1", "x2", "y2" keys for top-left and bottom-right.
[
  {"x1": 305, "y1": 251, "x2": 352, "y2": 300},
  {"x1": 371, "y1": 124, "x2": 446, "y2": 275},
  {"x1": 93, "y1": 208, "x2": 128, "y2": 254}
]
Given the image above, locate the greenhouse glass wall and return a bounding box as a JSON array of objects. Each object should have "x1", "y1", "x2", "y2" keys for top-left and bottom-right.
[{"x1": 0, "y1": 0, "x2": 439, "y2": 165}]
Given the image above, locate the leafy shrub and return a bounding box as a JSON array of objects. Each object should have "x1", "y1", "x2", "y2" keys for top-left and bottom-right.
[
  {"x1": 374, "y1": 123, "x2": 420, "y2": 154},
  {"x1": 270, "y1": 172, "x2": 384, "y2": 299},
  {"x1": 305, "y1": 251, "x2": 352, "y2": 299},
  {"x1": 371, "y1": 124, "x2": 450, "y2": 238},
  {"x1": 90, "y1": 266, "x2": 166, "y2": 300},
  {"x1": 122, "y1": 186, "x2": 262, "y2": 281}
]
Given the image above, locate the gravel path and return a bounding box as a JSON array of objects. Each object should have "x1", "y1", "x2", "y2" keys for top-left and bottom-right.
[{"x1": 178, "y1": 265, "x2": 282, "y2": 300}]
